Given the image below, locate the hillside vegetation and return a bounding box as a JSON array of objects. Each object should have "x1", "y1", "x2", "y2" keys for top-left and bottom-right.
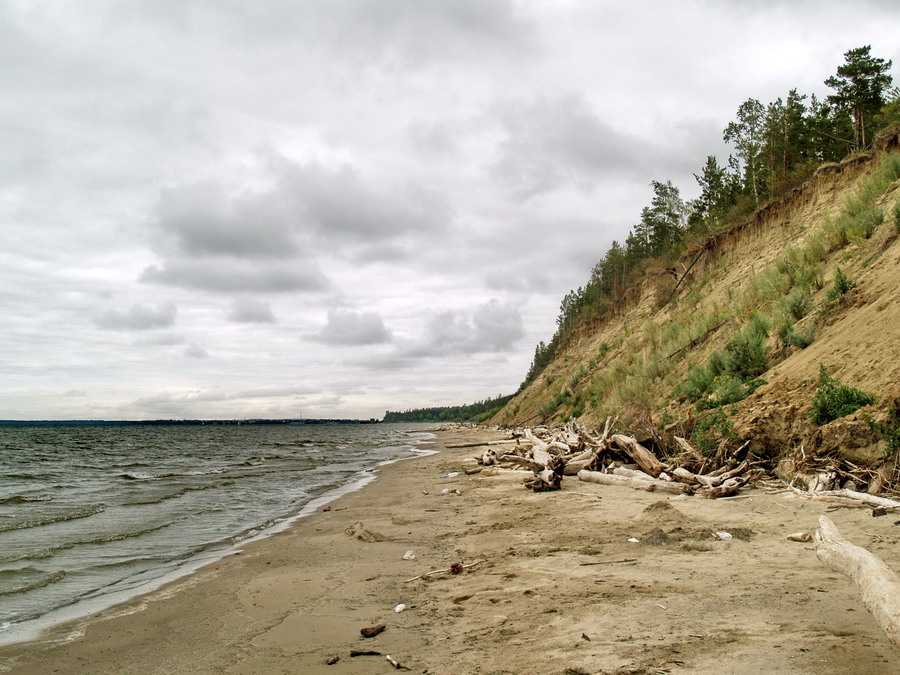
[
  {"x1": 492, "y1": 128, "x2": 900, "y2": 485},
  {"x1": 490, "y1": 47, "x2": 900, "y2": 489}
]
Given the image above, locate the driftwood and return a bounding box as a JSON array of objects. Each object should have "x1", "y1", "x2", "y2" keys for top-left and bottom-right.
[
  {"x1": 577, "y1": 469, "x2": 685, "y2": 495},
  {"x1": 448, "y1": 439, "x2": 518, "y2": 449},
  {"x1": 697, "y1": 478, "x2": 742, "y2": 499},
  {"x1": 814, "y1": 515, "x2": 900, "y2": 648},
  {"x1": 612, "y1": 466, "x2": 656, "y2": 481},
  {"x1": 797, "y1": 489, "x2": 900, "y2": 510},
  {"x1": 611, "y1": 435, "x2": 664, "y2": 477},
  {"x1": 479, "y1": 448, "x2": 499, "y2": 466}
]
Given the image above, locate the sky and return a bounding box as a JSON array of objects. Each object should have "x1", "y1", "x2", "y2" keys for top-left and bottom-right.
[{"x1": 2, "y1": 0, "x2": 899, "y2": 420}]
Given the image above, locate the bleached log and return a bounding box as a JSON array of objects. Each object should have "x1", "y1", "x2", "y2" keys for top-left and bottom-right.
[
  {"x1": 500, "y1": 454, "x2": 543, "y2": 472},
  {"x1": 804, "y1": 489, "x2": 900, "y2": 510},
  {"x1": 479, "y1": 448, "x2": 499, "y2": 466},
  {"x1": 808, "y1": 471, "x2": 837, "y2": 492},
  {"x1": 612, "y1": 466, "x2": 655, "y2": 481},
  {"x1": 577, "y1": 469, "x2": 685, "y2": 495},
  {"x1": 563, "y1": 457, "x2": 595, "y2": 476},
  {"x1": 610, "y1": 435, "x2": 664, "y2": 477},
  {"x1": 671, "y1": 467, "x2": 719, "y2": 488},
  {"x1": 531, "y1": 447, "x2": 554, "y2": 467},
  {"x1": 814, "y1": 515, "x2": 900, "y2": 648},
  {"x1": 549, "y1": 440, "x2": 571, "y2": 454}
]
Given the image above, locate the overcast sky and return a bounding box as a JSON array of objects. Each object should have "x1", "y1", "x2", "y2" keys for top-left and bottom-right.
[{"x1": 2, "y1": 1, "x2": 898, "y2": 420}]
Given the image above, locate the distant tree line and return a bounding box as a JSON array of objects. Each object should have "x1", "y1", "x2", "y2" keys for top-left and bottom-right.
[
  {"x1": 383, "y1": 394, "x2": 515, "y2": 423},
  {"x1": 521, "y1": 45, "x2": 896, "y2": 389}
]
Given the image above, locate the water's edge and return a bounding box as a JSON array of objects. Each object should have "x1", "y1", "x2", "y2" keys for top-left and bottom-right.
[{"x1": 0, "y1": 432, "x2": 438, "y2": 648}]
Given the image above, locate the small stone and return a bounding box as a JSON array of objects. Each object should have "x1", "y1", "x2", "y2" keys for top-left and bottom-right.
[
  {"x1": 872, "y1": 507, "x2": 888, "y2": 517},
  {"x1": 325, "y1": 654, "x2": 340, "y2": 665}
]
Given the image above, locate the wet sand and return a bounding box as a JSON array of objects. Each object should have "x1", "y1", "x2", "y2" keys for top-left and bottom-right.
[{"x1": 2, "y1": 426, "x2": 900, "y2": 674}]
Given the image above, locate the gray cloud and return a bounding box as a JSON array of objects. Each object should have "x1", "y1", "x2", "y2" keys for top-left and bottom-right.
[
  {"x1": 141, "y1": 258, "x2": 329, "y2": 294},
  {"x1": 275, "y1": 159, "x2": 454, "y2": 245},
  {"x1": 94, "y1": 302, "x2": 177, "y2": 331},
  {"x1": 405, "y1": 299, "x2": 524, "y2": 357},
  {"x1": 154, "y1": 181, "x2": 299, "y2": 259},
  {"x1": 309, "y1": 309, "x2": 393, "y2": 346},
  {"x1": 492, "y1": 93, "x2": 663, "y2": 199},
  {"x1": 228, "y1": 297, "x2": 276, "y2": 324},
  {"x1": 185, "y1": 343, "x2": 209, "y2": 359},
  {"x1": 136, "y1": 332, "x2": 187, "y2": 346}
]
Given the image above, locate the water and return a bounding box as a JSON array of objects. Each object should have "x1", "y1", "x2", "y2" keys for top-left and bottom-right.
[{"x1": 0, "y1": 422, "x2": 432, "y2": 644}]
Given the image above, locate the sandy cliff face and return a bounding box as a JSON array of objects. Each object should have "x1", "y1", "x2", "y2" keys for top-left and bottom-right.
[{"x1": 494, "y1": 127, "x2": 900, "y2": 474}]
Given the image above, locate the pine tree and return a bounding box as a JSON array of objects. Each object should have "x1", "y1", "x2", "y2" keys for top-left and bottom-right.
[{"x1": 825, "y1": 45, "x2": 893, "y2": 151}]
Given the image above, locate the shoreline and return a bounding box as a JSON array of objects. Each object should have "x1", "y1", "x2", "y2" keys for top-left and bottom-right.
[
  {"x1": 2, "y1": 426, "x2": 900, "y2": 673},
  {"x1": 0, "y1": 430, "x2": 437, "y2": 650}
]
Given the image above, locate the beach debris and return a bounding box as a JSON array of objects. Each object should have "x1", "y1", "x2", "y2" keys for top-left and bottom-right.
[
  {"x1": 404, "y1": 559, "x2": 485, "y2": 583},
  {"x1": 473, "y1": 418, "x2": 759, "y2": 499},
  {"x1": 787, "y1": 531, "x2": 812, "y2": 542},
  {"x1": 440, "y1": 472, "x2": 460, "y2": 478},
  {"x1": 350, "y1": 649, "x2": 382, "y2": 657},
  {"x1": 345, "y1": 522, "x2": 386, "y2": 543},
  {"x1": 714, "y1": 531, "x2": 733, "y2": 540},
  {"x1": 814, "y1": 515, "x2": 900, "y2": 648},
  {"x1": 579, "y1": 558, "x2": 638, "y2": 566},
  {"x1": 627, "y1": 537, "x2": 640, "y2": 543},
  {"x1": 360, "y1": 624, "x2": 386, "y2": 638},
  {"x1": 385, "y1": 654, "x2": 410, "y2": 670},
  {"x1": 402, "y1": 550, "x2": 415, "y2": 560},
  {"x1": 394, "y1": 603, "x2": 407, "y2": 612},
  {"x1": 325, "y1": 654, "x2": 340, "y2": 665}
]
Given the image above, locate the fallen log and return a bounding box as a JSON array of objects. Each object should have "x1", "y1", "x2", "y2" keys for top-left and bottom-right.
[
  {"x1": 814, "y1": 515, "x2": 900, "y2": 649},
  {"x1": 500, "y1": 454, "x2": 543, "y2": 472},
  {"x1": 446, "y1": 439, "x2": 518, "y2": 449},
  {"x1": 563, "y1": 457, "x2": 595, "y2": 476},
  {"x1": 697, "y1": 478, "x2": 741, "y2": 499},
  {"x1": 610, "y1": 435, "x2": 664, "y2": 477},
  {"x1": 797, "y1": 489, "x2": 900, "y2": 510},
  {"x1": 671, "y1": 467, "x2": 719, "y2": 488},
  {"x1": 577, "y1": 469, "x2": 685, "y2": 495},
  {"x1": 612, "y1": 466, "x2": 655, "y2": 481}
]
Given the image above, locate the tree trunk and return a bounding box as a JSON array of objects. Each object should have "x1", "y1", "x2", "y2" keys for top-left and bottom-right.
[{"x1": 814, "y1": 515, "x2": 900, "y2": 648}]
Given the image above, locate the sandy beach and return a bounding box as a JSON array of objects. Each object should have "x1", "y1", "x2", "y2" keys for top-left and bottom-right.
[{"x1": 2, "y1": 426, "x2": 900, "y2": 674}]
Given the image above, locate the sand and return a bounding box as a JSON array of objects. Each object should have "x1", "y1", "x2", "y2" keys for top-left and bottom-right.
[{"x1": 2, "y1": 427, "x2": 900, "y2": 674}]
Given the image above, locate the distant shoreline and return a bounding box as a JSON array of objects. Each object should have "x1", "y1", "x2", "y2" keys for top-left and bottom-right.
[{"x1": 0, "y1": 418, "x2": 382, "y2": 426}]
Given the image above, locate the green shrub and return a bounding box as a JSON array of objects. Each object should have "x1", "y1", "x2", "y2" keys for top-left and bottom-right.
[
  {"x1": 866, "y1": 400, "x2": 900, "y2": 456},
  {"x1": 827, "y1": 267, "x2": 856, "y2": 302},
  {"x1": 724, "y1": 329, "x2": 769, "y2": 380},
  {"x1": 692, "y1": 408, "x2": 736, "y2": 456},
  {"x1": 810, "y1": 365, "x2": 877, "y2": 425},
  {"x1": 783, "y1": 288, "x2": 812, "y2": 321},
  {"x1": 682, "y1": 365, "x2": 714, "y2": 401},
  {"x1": 707, "y1": 350, "x2": 729, "y2": 378},
  {"x1": 709, "y1": 376, "x2": 747, "y2": 407},
  {"x1": 777, "y1": 322, "x2": 815, "y2": 349},
  {"x1": 845, "y1": 204, "x2": 884, "y2": 241}
]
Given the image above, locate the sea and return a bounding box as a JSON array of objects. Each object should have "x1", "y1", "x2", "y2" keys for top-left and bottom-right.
[{"x1": 0, "y1": 422, "x2": 433, "y2": 646}]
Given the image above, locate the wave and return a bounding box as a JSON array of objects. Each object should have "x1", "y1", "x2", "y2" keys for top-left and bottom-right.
[
  {"x1": 118, "y1": 467, "x2": 228, "y2": 481},
  {"x1": 0, "y1": 495, "x2": 53, "y2": 505},
  {"x1": 0, "y1": 569, "x2": 66, "y2": 597},
  {"x1": 123, "y1": 481, "x2": 235, "y2": 505},
  {"x1": 0, "y1": 522, "x2": 175, "y2": 565},
  {"x1": 0, "y1": 504, "x2": 106, "y2": 534}
]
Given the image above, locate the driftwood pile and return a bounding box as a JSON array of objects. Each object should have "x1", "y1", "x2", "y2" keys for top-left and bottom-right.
[{"x1": 460, "y1": 418, "x2": 763, "y2": 498}]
